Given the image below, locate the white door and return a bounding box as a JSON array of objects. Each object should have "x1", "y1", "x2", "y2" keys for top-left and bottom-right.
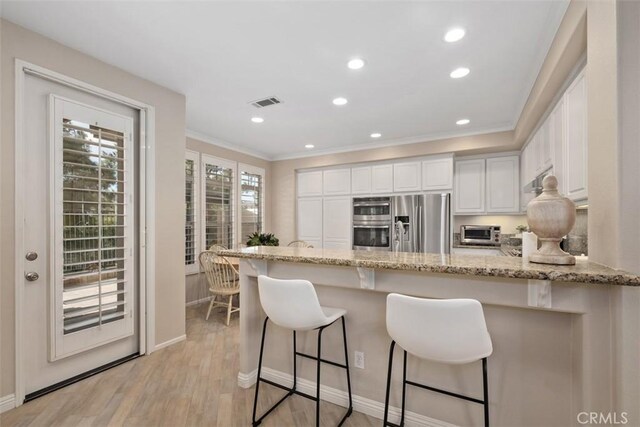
[
  {"x1": 21, "y1": 73, "x2": 140, "y2": 399},
  {"x1": 322, "y1": 196, "x2": 351, "y2": 249},
  {"x1": 564, "y1": 70, "x2": 588, "y2": 201}
]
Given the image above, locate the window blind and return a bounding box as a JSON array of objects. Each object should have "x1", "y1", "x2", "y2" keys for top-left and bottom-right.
[
  {"x1": 185, "y1": 157, "x2": 197, "y2": 268},
  {"x1": 203, "y1": 162, "x2": 234, "y2": 249},
  {"x1": 61, "y1": 120, "x2": 128, "y2": 334},
  {"x1": 240, "y1": 170, "x2": 263, "y2": 239}
]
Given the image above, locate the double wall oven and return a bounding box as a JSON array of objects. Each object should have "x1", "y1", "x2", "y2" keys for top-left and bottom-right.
[{"x1": 352, "y1": 197, "x2": 392, "y2": 251}]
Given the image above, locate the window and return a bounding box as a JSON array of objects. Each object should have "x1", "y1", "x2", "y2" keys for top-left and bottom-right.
[
  {"x1": 240, "y1": 164, "x2": 265, "y2": 243},
  {"x1": 184, "y1": 153, "x2": 266, "y2": 273},
  {"x1": 201, "y1": 155, "x2": 236, "y2": 251},
  {"x1": 185, "y1": 151, "x2": 199, "y2": 274}
]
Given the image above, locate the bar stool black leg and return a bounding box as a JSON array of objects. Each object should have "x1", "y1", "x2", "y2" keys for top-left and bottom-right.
[
  {"x1": 482, "y1": 357, "x2": 489, "y2": 427},
  {"x1": 400, "y1": 350, "x2": 407, "y2": 427},
  {"x1": 383, "y1": 340, "x2": 396, "y2": 426},
  {"x1": 252, "y1": 317, "x2": 269, "y2": 426},
  {"x1": 341, "y1": 317, "x2": 353, "y2": 414},
  {"x1": 293, "y1": 331, "x2": 297, "y2": 392},
  {"x1": 316, "y1": 326, "x2": 324, "y2": 427}
]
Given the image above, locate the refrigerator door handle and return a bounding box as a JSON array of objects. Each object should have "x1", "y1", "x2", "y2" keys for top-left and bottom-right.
[
  {"x1": 440, "y1": 194, "x2": 447, "y2": 254},
  {"x1": 417, "y1": 204, "x2": 422, "y2": 253}
]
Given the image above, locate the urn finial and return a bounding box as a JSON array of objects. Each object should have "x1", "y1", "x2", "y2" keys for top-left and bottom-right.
[{"x1": 526, "y1": 174, "x2": 576, "y2": 265}]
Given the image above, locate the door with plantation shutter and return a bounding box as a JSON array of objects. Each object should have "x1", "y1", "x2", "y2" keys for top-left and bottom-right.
[{"x1": 22, "y1": 74, "x2": 139, "y2": 398}]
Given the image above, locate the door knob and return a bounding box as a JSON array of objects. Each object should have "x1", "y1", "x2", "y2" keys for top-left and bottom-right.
[
  {"x1": 25, "y1": 251, "x2": 38, "y2": 261},
  {"x1": 25, "y1": 272, "x2": 39, "y2": 282}
]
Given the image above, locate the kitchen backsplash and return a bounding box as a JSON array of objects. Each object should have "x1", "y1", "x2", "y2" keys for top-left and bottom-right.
[{"x1": 566, "y1": 208, "x2": 588, "y2": 256}]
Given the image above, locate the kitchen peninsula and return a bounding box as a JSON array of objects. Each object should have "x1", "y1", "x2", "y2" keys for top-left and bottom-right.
[{"x1": 225, "y1": 246, "x2": 639, "y2": 427}]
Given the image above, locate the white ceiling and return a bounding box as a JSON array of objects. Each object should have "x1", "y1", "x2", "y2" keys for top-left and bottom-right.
[{"x1": 2, "y1": 1, "x2": 569, "y2": 160}]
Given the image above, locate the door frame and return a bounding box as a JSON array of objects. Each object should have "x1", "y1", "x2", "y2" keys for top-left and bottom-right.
[{"x1": 13, "y1": 59, "x2": 157, "y2": 406}]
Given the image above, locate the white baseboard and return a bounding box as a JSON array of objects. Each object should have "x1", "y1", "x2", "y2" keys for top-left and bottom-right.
[
  {"x1": 237, "y1": 369, "x2": 258, "y2": 389},
  {"x1": 238, "y1": 368, "x2": 455, "y2": 427},
  {"x1": 0, "y1": 394, "x2": 16, "y2": 414},
  {"x1": 153, "y1": 334, "x2": 186, "y2": 351},
  {"x1": 186, "y1": 296, "x2": 213, "y2": 307}
]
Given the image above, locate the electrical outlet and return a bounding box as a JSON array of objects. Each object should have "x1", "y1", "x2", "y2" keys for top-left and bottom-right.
[{"x1": 354, "y1": 351, "x2": 365, "y2": 369}]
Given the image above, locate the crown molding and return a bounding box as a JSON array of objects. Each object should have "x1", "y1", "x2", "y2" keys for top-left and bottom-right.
[
  {"x1": 186, "y1": 129, "x2": 272, "y2": 161},
  {"x1": 270, "y1": 124, "x2": 513, "y2": 161}
]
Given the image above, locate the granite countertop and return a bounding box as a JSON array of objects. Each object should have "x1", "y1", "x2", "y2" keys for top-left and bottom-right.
[{"x1": 221, "y1": 246, "x2": 640, "y2": 287}]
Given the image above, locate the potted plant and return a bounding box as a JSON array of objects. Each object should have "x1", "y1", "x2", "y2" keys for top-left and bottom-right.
[
  {"x1": 515, "y1": 225, "x2": 528, "y2": 238},
  {"x1": 246, "y1": 232, "x2": 280, "y2": 247}
]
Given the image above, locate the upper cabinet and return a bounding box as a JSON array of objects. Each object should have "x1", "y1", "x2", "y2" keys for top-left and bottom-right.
[
  {"x1": 371, "y1": 164, "x2": 394, "y2": 193},
  {"x1": 393, "y1": 161, "x2": 422, "y2": 192},
  {"x1": 520, "y1": 68, "x2": 587, "y2": 202},
  {"x1": 486, "y1": 156, "x2": 520, "y2": 213},
  {"x1": 351, "y1": 166, "x2": 372, "y2": 194},
  {"x1": 455, "y1": 155, "x2": 520, "y2": 215},
  {"x1": 454, "y1": 159, "x2": 485, "y2": 214},
  {"x1": 323, "y1": 168, "x2": 351, "y2": 195},
  {"x1": 564, "y1": 70, "x2": 588, "y2": 201},
  {"x1": 297, "y1": 170, "x2": 323, "y2": 197},
  {"x1": 422, "y1": 156, "x2": 453, "y2": 191}
]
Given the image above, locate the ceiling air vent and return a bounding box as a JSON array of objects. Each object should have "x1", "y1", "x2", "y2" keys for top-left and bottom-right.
[{"x1": 250, "y1": 96, "x2": 282, "y2": 108}]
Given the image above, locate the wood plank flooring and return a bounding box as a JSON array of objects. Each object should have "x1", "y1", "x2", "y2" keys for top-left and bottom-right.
[{"x1": 1, "y1": 304, "x2": 377, "y2": 427}]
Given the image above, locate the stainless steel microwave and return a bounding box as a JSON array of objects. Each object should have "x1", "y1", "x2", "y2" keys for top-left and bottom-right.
[{"x1": 460, "y1": 225, "x2": 501, "y2": 246}]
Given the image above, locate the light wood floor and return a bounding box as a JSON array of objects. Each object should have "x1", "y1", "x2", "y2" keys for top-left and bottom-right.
[{"x1": 1, "y1": 304, "x2": 377, "y2": 427}]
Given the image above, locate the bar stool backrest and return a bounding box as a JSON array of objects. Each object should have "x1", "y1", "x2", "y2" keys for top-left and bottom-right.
[
  {"x1": 386, "y1": 293, "x2": 493, "y2": 364},
  {"x1": 258, "y1": 275, "x2": 328, "y2": 331}
]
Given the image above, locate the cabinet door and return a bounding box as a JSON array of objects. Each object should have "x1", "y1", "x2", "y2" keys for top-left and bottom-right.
[
  {"x1": 422, "y1": 156, "x2": 453, "y2": 190},
  {"x1": 322, "y1": 196, "x2": 351, "y2": 248},
  {"x1": 551, "y1": 99, "x2": 565, "y2": 194},
  {"x1": 564, "y1": 71, "x2": 588, "y2": 201},
  {"x1": 297, "y1": 170, "x2": 323, "y2": 197},
  {"x1": 371, "y1": 164, "x2": 393, "y2": 193},
  {"x1": 541, "y1": 119, "x2": 553, "y2": 171},
  {"x1": 297, "y1": 197, "x2": 323, "y2": 248},
  {"x1": 393, "y1": 162, "x2": 422, "y2": 192},
  {"x1": 351, "y1": 166, "x2": 372, "y2": 194},
  {"x1": 323, "y1": 169, "x2": 351, "y2": 195},
  {"x1": 454, "y1": 159, "x2": 485, "y2": 214},
  {"x1": 486, "y1": 156, "x2": 520, "y2": 213}
]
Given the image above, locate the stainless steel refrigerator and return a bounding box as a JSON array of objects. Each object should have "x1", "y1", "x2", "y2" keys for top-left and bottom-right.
[{"x1": 391, "y1": 193, "x2": 451, "y2": 254}]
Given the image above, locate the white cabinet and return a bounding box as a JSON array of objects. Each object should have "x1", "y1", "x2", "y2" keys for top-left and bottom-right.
[
  {"x1": 486, "y1": 156, "x2": 519, "y2": 213},
  {"x1": 371, "y1": 164, "x2": 393, "y2": 193},
  {"x1": 551, "y1": 99, "x2": 565, "y2": 194},
  {"x1": 297, "y1": 170, "x2": 323, "y2": 197},
  {"x1": 297, "y1": 197, "x2": 323, "y2": 248},
  {"x1": 541, "y1": 120, "x2": 553, "y2": 172},
  {"x1": 351, "y1": 166, "x2": 372, "y2": 194},
  {"x1": 322, "y1": 196, "x2": 351, "y2": 249},
  {"x1": 323, "y1": 169, "x2": 351, "y2": 195},
  {"x1": 564, "y1": 70, "x2": 588, "y2": 201},
  {"x1": 422, "y1": 156, "x2": 453, "y2": 190},
  {"x1": 454, "y1": 159, "x2": 485, "y2": 214},
  {"x1": 393, "y1": 162, "x2": 422, "y2": 192}
]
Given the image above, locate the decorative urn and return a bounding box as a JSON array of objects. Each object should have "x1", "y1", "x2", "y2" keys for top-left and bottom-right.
[{"x1": 526, "y1": 175, "x2": 576, "y2": 265}]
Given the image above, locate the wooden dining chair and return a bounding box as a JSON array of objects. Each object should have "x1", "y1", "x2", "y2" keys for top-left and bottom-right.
[
  {"x1": 208, "y1": 244, "x2": 228, "y2": 253},
  {"x1": 287, "y1": 240, "x2": 314, "y2": 248},
  {"x1": 199, "y1": 251, "x2": 240, "y2": 326}
]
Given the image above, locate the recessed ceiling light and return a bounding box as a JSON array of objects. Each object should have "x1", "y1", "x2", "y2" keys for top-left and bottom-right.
[
  {"x1": 347, "y1": 58, "x2": 365, "y2": 70},
  {"x1": 370, "y1": 133, "x2": 382, "y2": 138},
  {"x1": 332, "y1": 97, "x2": 348, "y2": 106},
  {"x1": 251, "y1": 117, "x2": 264, "y2": 123},
  {"x1": 450, "y1": 67, "x2": 470, "y2": 79},
  {"x1": 456, "y1": 119, "x2": 470, "y2": 125},
  {"x1": 305, "y1": 144, "x2": 315, "y2": 149},
  {"x1": 444, "y1": 28, "x2": 466, "y2": 43}
]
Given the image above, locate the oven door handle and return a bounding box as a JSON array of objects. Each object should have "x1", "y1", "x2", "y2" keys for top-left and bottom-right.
[
  {"x1": 353, "y1": 202, "x2": 390, "y2": 207},
  {"x1": 353, "y1": 225, "x2": 390, "y2": 229}
]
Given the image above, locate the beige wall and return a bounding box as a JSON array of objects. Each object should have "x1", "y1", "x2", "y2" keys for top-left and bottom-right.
[
  {"x1": 185, "y1": 136, "x2": 272, "y2": 304},
  {"x1": 1, "y1": 20, "x2": 186, "y2": 398}
]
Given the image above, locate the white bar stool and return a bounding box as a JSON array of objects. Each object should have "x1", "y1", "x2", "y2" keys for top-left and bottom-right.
[
  {"x1": 252, "y1": 275, "x2": 353, "y2": 427},
  {"x1": 383, "y1": 293, "x2": 493, "y2": 427}
]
